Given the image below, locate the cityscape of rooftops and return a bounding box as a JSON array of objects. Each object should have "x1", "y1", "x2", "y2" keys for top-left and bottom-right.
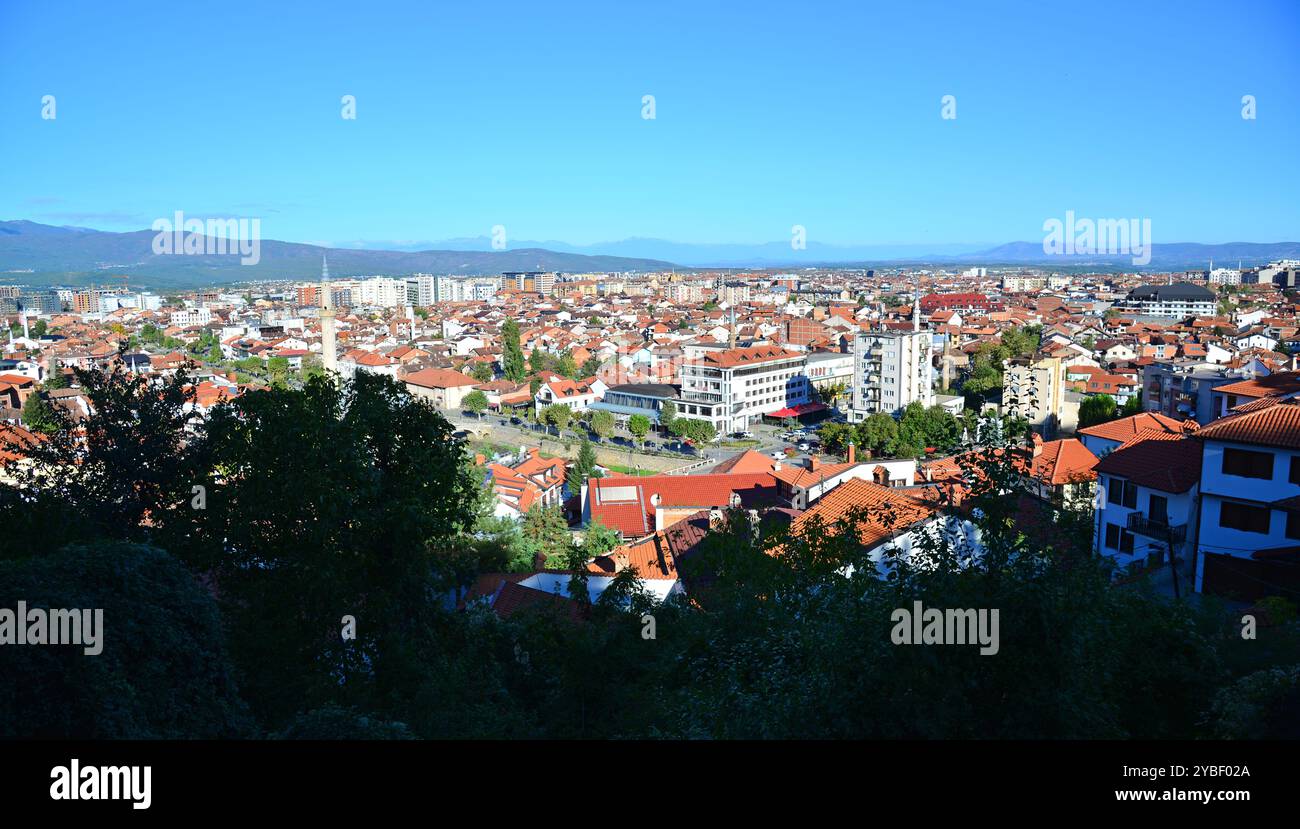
[{"x1": 0, "y1": 0, "x2": 1297, "y2": 811}]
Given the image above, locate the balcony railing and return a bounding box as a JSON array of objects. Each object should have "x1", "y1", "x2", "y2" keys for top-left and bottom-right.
[{"x1": 1126, "y1": 512, "x2": 1186, "y2": 544}]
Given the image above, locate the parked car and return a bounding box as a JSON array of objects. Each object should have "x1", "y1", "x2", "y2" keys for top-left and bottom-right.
[
  {"x1": 798, "y1": 442, "x2": 810, "y2": 452},
  {"x1": 770, "y1": 450, "x2": 785, "y2": 460},
  {"x1": 509, "y1": 416, "x2": 522, "y2": 425}
]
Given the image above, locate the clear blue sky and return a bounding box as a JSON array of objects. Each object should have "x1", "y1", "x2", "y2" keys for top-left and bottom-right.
[{"x1": 1, "y1": 0, "x2": 1297, "y2": 247}]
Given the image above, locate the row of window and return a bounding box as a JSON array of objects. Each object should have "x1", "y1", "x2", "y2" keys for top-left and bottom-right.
[
  {"x1": 1219, "y1": 500, "x2": 1300, "y2": 538},
  {"x1": 1222, "y1": 447, "x2": 1300, "y2": 483}
]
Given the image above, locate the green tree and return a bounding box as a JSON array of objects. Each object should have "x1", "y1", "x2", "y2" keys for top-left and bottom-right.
[
  {"x1": 0, "y1": 541, "x2": 252, "y2": 738},
  {"x1": 590, "y1": 409, "x2": 615, "y2": 442},
  {"x1": 657, "y1": 400, "x2": 677, "y2": 433},
  {"x1": 556, "y1": 351, "x2": 578, "y2": 379},
  {"x1": 580, "y1": 355, "x2": 603, "y2": 377},
  {"x1": 43, "y1": 365, "x2": 68, "y2": 389},
  {"x1": 571, "y1": 436, "x2": 601, "y2": 485},
  {"x1": 471, "y1": 361, "x2": 494, "y2": 382},
  {"x1": 543, "y1": 403, "x2": 572, "y2": 436},
  {"x1": 521, "y1": 503, "x2": 572, "y2": 568},
  {"x1": 21, "y1": 392, "x2": 59, "y2": 434},
  {"x1": 30, "y1": 318, "x2": 47, "y2": 337},
  {"x1": 501, "y1": 319, "x2": 526, "y2": 381},
  {"x1": 1079, "y1": 394, "x2": 1119, "y2": 428},
  {"x1": 188, "y1": 372, "x2": 480, "y2": 726},
  {"x1": 627, "y1": 414, "x2": 651, "y2": 448},
  {"x1": 463, "y1": 389, "x2": 489, "y2": 419},
  {"x1": 856, "y1": 412, "x2": 899, "y2": 456}
]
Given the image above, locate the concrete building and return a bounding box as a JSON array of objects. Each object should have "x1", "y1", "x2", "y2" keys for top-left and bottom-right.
[
  {"x1": 677, "y1": 343, "x2": 811, "y2": 434},
  {"x1": 1115, "y1": 283, "x2": 1215, "y2": 319},
  {"x1": 1003, "y1": 355, "x2": 1066, "y2": 439}
]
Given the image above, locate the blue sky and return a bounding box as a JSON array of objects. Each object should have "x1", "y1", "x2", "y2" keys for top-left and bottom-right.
[{"x1": 1, "y1": 0, "x2": 1297, "y2": 248}]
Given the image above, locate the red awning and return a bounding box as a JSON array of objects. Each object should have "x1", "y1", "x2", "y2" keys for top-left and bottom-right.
[{"x1": 766, "y1": 402, "x2": 827, "y2": 418}]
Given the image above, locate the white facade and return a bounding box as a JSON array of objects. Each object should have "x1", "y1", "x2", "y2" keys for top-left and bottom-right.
[
  {"x1": 850, "y1": 330, "x2": 933, "y2": 421},
  {"x1": 677, "y1": 344, "x2": 812, "y2": 434},
  {"x1": 1194, "y1": 439, "x2": 1300, "y2": 592}
]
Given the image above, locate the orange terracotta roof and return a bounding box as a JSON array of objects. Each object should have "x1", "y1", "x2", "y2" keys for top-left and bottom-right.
[
  {"x1": 791, "y1": 478, "x2": 938, "y2": 550},
  {"x1": 1196, "y1": 397, "x2": 1300, "y2": 450},
  {"x1": 1031, "y1": 438, "x2": 1099, "y2": 486},
  {"x1": 1077, "y1": 411, "x2": 1185, "y2": 442}
]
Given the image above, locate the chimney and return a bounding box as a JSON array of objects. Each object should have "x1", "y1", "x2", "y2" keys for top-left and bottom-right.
[
  {"x1": 772, "y1": 461, "x2": 782, "y2": 472},
  {"x1": 1030, "y1": 432, "x2": 1044, "y2": 458},
  {"x1": 808, "y1": 456, "x2": 820, "y2": 472},
  {"x1": 847, "y1": 441, "x2": 856, "y2": 464}
]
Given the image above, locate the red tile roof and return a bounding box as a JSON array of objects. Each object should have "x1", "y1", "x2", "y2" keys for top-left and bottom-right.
[
  {"x1": 1077, "y1": 412, "x2": 1186, "y2": 442},
  {"x1": 1214, "y1": 370, "x2": 1300, "y2": 400},
  {"x1": 699, "y1": 344, "x2": 802, "y2": 368},
  {"x1": 1196, "y1": 397, "x2": 1300, "y2": 450},
  {"x1": 587, "y1": 472, "x2": 778, "y2": 538},
  {"x1": 791, "y1": 478, "x2": 938, "y2": 550},
  {"x1": 403, "y1": 367, "x2": 479, "y2": 389},
  {"x1": 1031, "y1": 438, "x2": 1099, "y2": 486},
  {"x1": 1093, "y1": 433, "x2": 1202, "y2": 493}
]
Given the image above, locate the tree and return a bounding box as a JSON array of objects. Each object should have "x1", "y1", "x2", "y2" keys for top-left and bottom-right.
[
  {"x1": 543, "y1": 403, "x2": 572, "y2": 436},
  {"x1": 556, "y1": 351, "x2": 578, "y2": 379},
  {"x1": 657, "y1": 400, "x2": 677, "y2": 433},
  {"x1": 590, "y1": 409, "x2": 614, "y2": 442},
  {"x1": 463, "y1": 390, "x2": 489, "y2": 419},
  {"x1": 521, "y1": 502, "x2": 572, "y2": 568},
  {"x1": 529, "y1": 349, "x2": 549, "y2": 375},
  {"x1": 571, "y1": 437, "x2": 601, "y2": 485},
  {"x1": 188, "y1": 372, "x2": 480, "y2": 726},
  {"x1": 0, "y1": 541, "x2": 251, "y2": 738},
  {"x1": 627, "y1": 414, "x2": 651, "y2": 448},
  {"x1": 501, "y1": 319, "x2": 526, "y2": 381},
  {"x1": 21, "y1": 392, "x2": 59, "y2": 434},
  {"x1": 1120, "y1": 392, "x2": 1142, "y2": 418},
  {"x1": 43, "y1": 365, "x2": 68, "y2": 389},
  {"x1": 0, "y1": 348, "x2": 198, "y2": 550},
  {"x1": 857, "y1": 412, "x2": 899, "y2": 457},
  {"x1": 580, "y1": 356, "x2": 603, "y2": 377},
  {"x1": 30, "y1": 318, "x2": 47, "y2": 337},
  {"x1": 817, "y1": 422, "x2": 856, "y2": 455},
  {"x1": 266, "y1": 356, "x2": 290, "y2": 387},
  {"x1": 471, "y1": 361, "x2": 494, "y2": 383},
  {"x1": 1079, "y1": 394, "x2": 1119, "y2": 428}
]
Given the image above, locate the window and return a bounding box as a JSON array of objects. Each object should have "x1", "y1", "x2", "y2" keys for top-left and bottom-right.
[
  {"x1": 1107, "y1": 478, "x2": 1137, "y2": 508},
  {"x1": 1291, "y1": 456, "x2": 1300, "y2": 485},
  {"x1": 1148, "y1": 494, "x2": 1168, "y2": 524},
  {"x1": 1219, "y1": 501, "x2": 1271, "y2": 534},
  {"x1": 1288, "y1": 511, "x2": 1300, "y2": 541},
  {"x1": 1104, "y1": 523, "x2": 1134, "y2": 553},
  {"x1": 1222, "y1": 447, "x2": 1273, "y2": 480}
]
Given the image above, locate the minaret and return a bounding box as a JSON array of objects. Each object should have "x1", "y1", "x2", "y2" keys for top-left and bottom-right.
[
  {"x1": 319, "y1": 255, "x2": 338, "y2": 375},
  {"x1": 912, "y1": 277, "x2": 922, "y2": 333}
]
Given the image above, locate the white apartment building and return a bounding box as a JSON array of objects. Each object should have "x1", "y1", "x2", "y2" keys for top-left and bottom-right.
[
  {"x1": 677, "y1": 343, "x2": 811, "y2": 434},
  {"x1": 1093, "y1": 434, "x2": 1200, "y2": 575},
  {"x1": 355, "y1": 277, "x2": 405, "y2": 308},
  {"x1": 1114, "y1": 283, "x2": 1215, "y2": 319},
  {"x1": 170, "y1": 307, "x2": 214, "y2": 327},
  {"x1": 850, "y1": 330, "x2": 933, "y2": 421}
]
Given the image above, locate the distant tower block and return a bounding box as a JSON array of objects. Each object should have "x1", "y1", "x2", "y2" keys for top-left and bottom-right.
[{"x1": 319, "y1": 255, "x2": 338, "y2": 376}]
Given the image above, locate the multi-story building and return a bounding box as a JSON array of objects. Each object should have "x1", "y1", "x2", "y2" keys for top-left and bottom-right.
[
  {"x1": 1141, "y1": 360, "x2": 1257, "y2": 425},
  {"x1": 805, "y1": 351, "x2": 854, "y2": 396},
  {"x1": 501, "y1": 271, "x2": 556, "y2": 296},
  {"x1": 1192, "y1": 395, "x2": 1300, "y2": 600},
  {"x1": 170, "y1": 307, "x2": 214, "y2": 328},
  {"x1": 719, "y1": 281, "x2": 751, "y2": 306},
  {"x1": 1003, "y1": 355, "x2": 1066, "y2": 439},
  {"x1": 850, "y1": 329, "x2": 932, "y2": 421},
  {"x1": 1114, "y1": 283, "x2": 1215, "y2": 319},
  {"x1": 1093, "y1": 432, "x2": 1201, "y2": 575},
  {"x1": 677, "y1": 343, "x2": 811, "y2": 434}
]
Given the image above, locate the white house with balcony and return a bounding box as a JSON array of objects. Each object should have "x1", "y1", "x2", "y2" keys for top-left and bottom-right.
[
  {"x1": 1092, "y1": 434, "x2": 1201, "y2": 578},
  {"x1": 1192, "y1": 395, "x2": 1300, "y2": 600}
]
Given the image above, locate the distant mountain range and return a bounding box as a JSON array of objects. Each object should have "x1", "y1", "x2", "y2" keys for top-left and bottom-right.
[
  {"x1": 2, "y1": 220, "x2": 1298, "y2": 289},
  {"x1": 0, "y1": 221, "x2": 677, "y2": 289}
]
